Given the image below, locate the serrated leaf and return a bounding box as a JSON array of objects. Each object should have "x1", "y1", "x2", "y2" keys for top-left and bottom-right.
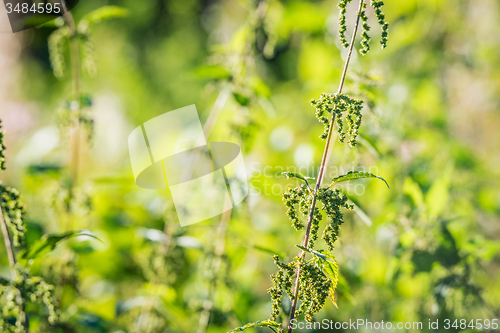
[
  {"x1": 22, "y1": 230, "x2": 102, "y2": 260},
  {"x1": 329, "y1": 171, "x2": 389, "y2": 189},
  {"x1": 194, "y1": 65, "x2": 231, "y2": 80},
  {"x1": 229, "y1": 319, "x2": 283, "y2": 333},
  {"x1": 280, "y1": 171, "x2": 315, "y2": 182},
  {"x1": 81, "y1": 6, "x2": 128, "y2": 25},
  {"x1": 296, "y1": 244, "x2": 326, "y2": 260}
]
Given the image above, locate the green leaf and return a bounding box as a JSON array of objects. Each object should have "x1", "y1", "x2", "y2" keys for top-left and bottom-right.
[
  {"x1": 0, "y1": 276, "x2": 10, "y2": 285},
  {"x1": 251, "y1": 76, "x2": 271, "y2": 98},
  {"x1": 425, "y1": 164, "x2": 453, "y2": 220},
  {"x1": 81, "y1": 6, "x2": 128, "y2": 25},
  {"x1": 296, "y1": 244, "x2": 326, "y2": 260},
  {"x1": 280, "y1": 172, "x2": 315, "y2": 183},
  {"x1": 194, "y1": 65, "x2": 231, "y2": 80},
  {"x1": 233, "y1": 92, "x2": 250, "y2": 106},
  {"x1": 229, "y1": 320, "x2": 283, "y2": 333},
  {"x1": 22, "y1": 230, "x2": 102, "y2": 260},
  {"x1": 329, "y1": 171, "x2": 389, "y2": 189},
  {"x1": 253, "y1": 245, "x2": 286, "y2": 259}
]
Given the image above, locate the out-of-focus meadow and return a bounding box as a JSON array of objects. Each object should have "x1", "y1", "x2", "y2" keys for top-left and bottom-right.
[{"x1": 0, "y1": 0, "x2": 499, "y2": 332}]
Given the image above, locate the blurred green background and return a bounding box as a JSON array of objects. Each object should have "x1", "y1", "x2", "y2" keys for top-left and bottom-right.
[{"x1": 0, "y1": 0, "x2": 499, "y2": 332}]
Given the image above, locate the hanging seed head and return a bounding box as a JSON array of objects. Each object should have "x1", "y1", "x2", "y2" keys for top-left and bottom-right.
[
  {"x1": 0, "y1": 120, "x2": 6, "y2": 171},
  {"x1": 338, "y1": 0, "x2": 353, "y2": 48},
  {"x1": 48, "y1": 27, "x2": 69, "y2": 79}
]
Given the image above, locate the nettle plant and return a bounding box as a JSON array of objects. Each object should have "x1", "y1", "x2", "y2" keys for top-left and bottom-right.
[
  {"x1": 0, "y1": 121, "x2": 58, "y2": 332},
  {"x1": 231, "y1": 0, "x2": 391, "y2": 332}
]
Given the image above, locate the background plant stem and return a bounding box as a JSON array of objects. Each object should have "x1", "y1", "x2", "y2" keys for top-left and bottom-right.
[{"x1": 286, "y1": 1, "x2": 364, "y2": 331}]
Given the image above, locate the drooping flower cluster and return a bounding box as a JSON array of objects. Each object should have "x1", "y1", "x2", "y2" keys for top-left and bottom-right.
[
  {"x1": 312, "y1": 93, "x2": 363, "y2": 146},
  {"x1": 268, "y1": 255, "x2": 296, "y2": 322},
  {"x1": 359, "y1": 3, "x2": 370, "y2": 55},
  {"x1": 282, "y1": 184, "x2": 310, "y2": 231},
  {"x1": 0, "y1": 185, "x2": 26, "y2": 247},
  {"x1": 319, "y1": 188, "x2": 353, "y2": 251},
  {"x1": 371, "y1": 0, "x2": 389, "y2": 49},
  {"x1": 337, "y1": 0, "x2": 353, "y2": 48},
  {"x1": 0, "y1": 265, "x2": 59, "y2": 332},
  {"x1": 338, "y1": 0, "x2": 389, "y2": 54},
  {"x1": 295, "y1": 260, "x2": 331, "y2": 322},
  {"x1": 48, "y1": 27, "x2": 69, "y2": 79},
  {"x1": 0, "y1": 120, "x2": 5, "y2": 171}
]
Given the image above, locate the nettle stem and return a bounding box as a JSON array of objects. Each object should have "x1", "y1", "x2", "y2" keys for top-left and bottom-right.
[
  {"x1": 286, "y1": 0, "x2": 364, "y2": 331},
  {"x1": 62, "y1": 1, "x2": 82, "y2": 191},
  {"x1": 0, "y1": 206, "x2": 16, "y2": 273}
]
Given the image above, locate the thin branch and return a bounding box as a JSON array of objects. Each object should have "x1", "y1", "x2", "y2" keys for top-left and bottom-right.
[
  {"x1": 197, "y1": 207, "x2": 232, "y2": 333},
  {"x1": 0, "y1": 206, "x2": 16, "y2": 274},
  {"x1": 286, "y1": 1, "x2": 365, "y2": 331},
  {"x1": 61, "y1": 1, "x2": 82, "y2": 191}
]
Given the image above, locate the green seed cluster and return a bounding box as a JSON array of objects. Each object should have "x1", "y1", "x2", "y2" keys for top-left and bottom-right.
[
  {"x1": 42, "y1": 254, "x2": 79, "y2": 290},
  {"x1": 0, "y1": 185, "x2": 26, "y2": 247},
  {"x1": 0, "y1": 120, "x2": 5, "y2": 171},
  {"x1": 282, "y1": 184, "x2": 310, "y2": 231},
  {"x1": 312, "y1": 93, "x2": 363, "y2": 146},
  {"x1": 319, "y1": 188, "x2": 353, "y2": 251},
  {"x1": 371, "y1": 0, "x2": 389, "y2": 48},
  {"x1": 295, "y1": 261, "x2": 331, "y2": 322},
  {"x1": 337, "y1": 0, "x2": 352, "y2": 48},
  {"x1": 359, "y1": 3, "x2": 370, "y2": 55},
  {"x1": 268, "y1": 255, "x2": 296, "y2": 321},
  {"x1": 337, "y1": 0, "x2": 389, "y2": 53},
  {"x1": 0, "y1": 265, "x2": 59, "y2": 332},
  {"x1": 81, "y1": 31, "x2": 97, "y2": 77},
  {"x1": 307, "y1": 207, "x2": 323, "y2": 249},
  {"x1": 48, "y1": 27, "x2": 69, "y2": 79}
]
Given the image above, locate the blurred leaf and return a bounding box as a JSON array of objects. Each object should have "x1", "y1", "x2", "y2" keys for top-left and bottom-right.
[
  {"x1": 81, "y1": 6, "x2": 128, "y2": 25},
  {"x1": 329, "y1": 171, "x2": 389, "y2": 189},
  {"x1": 194, "y1": 65, "x2": 231, "y2": 80},
  {"x1": 425, "y1": 164, "x2": 453, "y2": 220},
  {"x1": 228, "y1": 319, "x2": 282, "y2": 333},
  {"x1": 403, "y1": 177, "x2": 424, "y2": 207},
  {"x1": 22, "y1": 230, "x2": 102, "y2": 260},
  {"x1": 233, "y1": 92, "x2": 250, "y2": 106},
  {"x1": 26, "y1": 163, "x2": 62, "y2": 175},
  {"x1": 251, "y1": 76, "x2": 271, "y2": 98},
  {"x1": 0, "y1": 276, "x2": 10, "y2": 285}
]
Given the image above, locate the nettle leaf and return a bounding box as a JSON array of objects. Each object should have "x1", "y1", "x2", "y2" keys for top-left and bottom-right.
[
  {"x1": 194, "y1": 65, "x2": 231, "y2": 80},
  {"x1": 233, "y1": 92, "x2": 250, "y2": 106},
  {"x1": 297, "y1": 245, "x2": 340, "y2": 308},
  {"x1": 296, "y1": 244, "x2": 326, "y2": 260},
  {"x1": 22, "y1": 230, "x2": 102, "y2": 260},
  {"x1": 251, "y1": 76, "x2": 271, "y2": 98},
  {"x1": 329, "y1": 171, "x2": 389, "y2": 189},
  {"x1": 81, "y1": 6, "x2": 128, "y2": 25},
  {"x1": 253, "y1": 245, "x2": 287, "y2": 259},
  {"x1": 280, "y1": 172, "x2": 315, "y2": 183},
  {"x1": 228, "y1": 319, "x2": 283, "y2": 333}
]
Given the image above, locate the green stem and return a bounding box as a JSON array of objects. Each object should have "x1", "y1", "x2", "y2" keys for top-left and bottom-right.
[
  {"x1": 62, "y1": 1, "x2": 82, "y2": 192},
  {"x1": 286, "y1": 0, "x2": 365, "y2": 331}
]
